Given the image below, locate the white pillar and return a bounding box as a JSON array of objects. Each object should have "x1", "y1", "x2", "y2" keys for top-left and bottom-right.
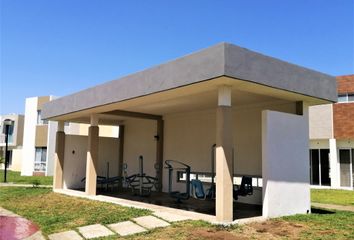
[
  {"x1": 329, "y1": 138, "x2": 339, "y2": 188},
  {"x1": 216, "y1": 85, "x2": 233, "y2": 223},
  {"x1": 85, "y1": 115, "x2": 99, "y2": 195}
]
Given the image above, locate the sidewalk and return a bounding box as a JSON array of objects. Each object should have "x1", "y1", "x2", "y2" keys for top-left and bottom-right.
[
  {"x1": 0, "y1": 207, "x2": 45, "y2": 240},
  {"x1": 0, "y1": 182, "x2": 52, "y2": 188},
  {"x1": 312, "y1": 202, "x2": 354, "y2": 212}
]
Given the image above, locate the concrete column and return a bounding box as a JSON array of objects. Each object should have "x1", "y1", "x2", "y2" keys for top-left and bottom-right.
[
  {"x1": 216, "y1": 85, "x2": 233, "y2": 223},
  {"x1": 329, "y1": 138, "x2": 339, "y2": 188},
  {"x1": 118, "y1": 125, "x2": 125, "y2": 188},
  {"x1": 53, "y1": 121, "x2": 65, "y2": 190},
  {"x1": 156, "y1": 119, "x2": 164, "y2": 192},
  {"x1": 85, "y1": 115, "x2": 99, "y2": 195}
]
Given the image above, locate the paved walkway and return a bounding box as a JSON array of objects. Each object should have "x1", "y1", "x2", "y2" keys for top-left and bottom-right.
[
  {"x1": 312, "y1": 202, "x2": 354, "y2": 212},
  {"x1": 48, "y1": 214, "x2": 173, "y2": 239},
  {"x1": 0, "y1": 207, "x2": 45, "y2": 240},
  {"x1": 0, "y1": 182, "x2": 52, "y2": 188}
]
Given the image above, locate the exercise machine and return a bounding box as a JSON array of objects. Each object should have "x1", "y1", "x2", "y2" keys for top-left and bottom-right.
[
  {"x1": 190, "y1": 144, "x2": 216, "y2": 200},
  {"x1": 165, "y1": 160, "x2": 191, "y2": 203},
  {"x1": 233, "y1": 176, "x2": 253, "y2": 200},
  {"x1": 126, "y1": 155, "x2": 158, "y2": 196}
]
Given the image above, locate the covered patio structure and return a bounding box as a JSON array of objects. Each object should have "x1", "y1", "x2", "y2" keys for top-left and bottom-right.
[{"x1": 42, "y1": 43, "x2": 336, "y2": 223}]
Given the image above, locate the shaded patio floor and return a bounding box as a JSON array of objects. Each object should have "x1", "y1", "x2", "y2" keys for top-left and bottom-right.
[{"x1": 96, "y1": 188, "x2": 262, "y2": 221}]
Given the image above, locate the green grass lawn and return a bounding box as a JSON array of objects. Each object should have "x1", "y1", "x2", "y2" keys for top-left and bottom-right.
[
  {"x1": 0, "y1": 170, "x2": 53, "y2": 185},
  {"x1": 112, "y1": 210, "x2": 354, "y2": 240},
  {"x1": 0, "y1": 187, "x2": 151, "y2": 235},
  {"x1": 311, "y1": 189, "x2": 354, "y2": 206},
  {"x1": 0, "y1": 187, "x2": 353, "y2": 239}
]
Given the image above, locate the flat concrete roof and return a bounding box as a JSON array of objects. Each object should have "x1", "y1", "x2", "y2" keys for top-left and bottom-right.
[{"x1": 42, "y1": 42, "x2": 336, "y2": 119}]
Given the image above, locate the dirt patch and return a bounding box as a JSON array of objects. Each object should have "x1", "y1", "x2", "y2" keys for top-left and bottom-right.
[{"x1": 247, "y1": 220, "x2": 307, "y2": 239}]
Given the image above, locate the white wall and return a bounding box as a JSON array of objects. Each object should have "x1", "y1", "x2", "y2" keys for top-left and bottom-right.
[
  {"x1": 21, "y1": 97, "x2": 38, "y2": 176},
  {"x1": 63, "y1": 135, "x2": 119, "y2": 189},
  {"x1": 10, "y1": 148, "x2": 23, "y2": 171},
  {"x1": 262, "y1": 109, "x2": 310, "y2": 218},
  {"x1": 329, "y1": 138, "x2": 340, "y2": 188}
]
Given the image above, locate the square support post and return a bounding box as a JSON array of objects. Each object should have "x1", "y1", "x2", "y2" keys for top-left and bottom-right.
[
  {"x1": 85, "y1": 115, "x2": 99, "y2": 195},
  {"x1": 215, "y1": 86, "x2": 234, "y2": 223},
  {"x1": 156, "y1": 119, "x2": 164, "y2": 192},
  {"x1": 53, "y1": 121, "x2": 65, "y2": 190},
  {"x1": 118, "y1": 125, "x2": 125, "y2": 188}
]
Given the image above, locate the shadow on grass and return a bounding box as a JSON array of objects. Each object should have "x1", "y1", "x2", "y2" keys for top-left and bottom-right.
[{"x1": 311, "y1": 207, "x2": 335, "y2": 215}]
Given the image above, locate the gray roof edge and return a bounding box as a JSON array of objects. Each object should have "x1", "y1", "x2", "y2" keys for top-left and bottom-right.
[
  {"x1": 42, "y1": 42, "x2": 337, "y2": 119},
  {"x1": 223, "y1": 43, "x2": 337, "y2": 102}
]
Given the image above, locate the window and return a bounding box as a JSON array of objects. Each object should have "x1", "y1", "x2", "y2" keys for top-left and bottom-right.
[
  {"x1": 348, "y1": 93, "x2": 354, "y2": 102},
  {"x1": 337, "y1": 93, "x2": 354, "y2": 103},
  {"x1": 8, "y1": 123, "x2": 14, "y2": 144},
  {"x1": 37, "y1": 110, "x2": 48, "y2": 125},
  {"x1": 34, "y1": 147, "x2": 47, "y2": 172},
  {"x1": 338, "y1": 94, "x2": 347, "y2": 103},
  {"x1": 309, "y1": 149, "x2": 331, "y2": 186}
]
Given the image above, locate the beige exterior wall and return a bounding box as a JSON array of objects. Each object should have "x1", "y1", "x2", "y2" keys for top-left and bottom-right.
[
  {"x1": 35, "y1": 125, "x2": 48, "y2": 147},
  {"x1": 123, "y1": 119, "x2": 157, "y2": 178},
  {"x1": 0, "y1": 114, "x2": 25, "y2": 147},
  {"x1": 309, "y1": 104, "x2": 333, "y2": 139},
  {"x1": 63, "y1": 135, "x2": 120, "y2": 189},
  {"x1": 78, "y1": 124, "x2": 119, "y2": 138},
  {"x1": 161, "y1": 101, "x2": 296, "y2": 204},
  {"x1": 58, "y1": 100, "x2": 297, "y2": 205},
  {"x1": 37, "y1": 96, "x2": 51, "y2": 110},
  {"x1": 309, "y1": 139, "x2": 330, "y2": 149}
]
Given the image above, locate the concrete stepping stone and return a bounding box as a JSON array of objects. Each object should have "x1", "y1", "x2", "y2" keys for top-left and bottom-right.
[
  {"x1": 78, "y1": 224, "x2": 114, "y2": 239},
  {"x1": 48, "y1": 230, "x2": 82, "y2": 240},
  {"x1": 153, "y1": 211, "x2": 191, "y2": 222},
  {"x1": 133, "y1": 215, "x2": 170, "y2": 229},
  {"x1": 108, "y1": 221, "x2": 147, "y2": 236}
]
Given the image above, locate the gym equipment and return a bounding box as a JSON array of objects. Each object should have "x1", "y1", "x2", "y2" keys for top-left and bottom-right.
[
  {"x1": 165, "y1": 160, "x2": 191, "y2": 203},
  {"x1": 126, "y1": 156, "x2": 158, "y2": 196},
  {"x1": 206, "y1": 144, "x2": 216, "y2": 199},
  {"x1": 233, "y1": 176, "x2": 253, "y2": 200},
  {"x1": 191, "y1": 144, "x2": 216, "y2": 200},
  {"x1": 191, "y1": 179, "x2": 206, "y2": 199}
]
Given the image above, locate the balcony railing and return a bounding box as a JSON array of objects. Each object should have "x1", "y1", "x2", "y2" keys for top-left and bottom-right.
[{"x1": 34, "y1": 162, "x2": 46, "y2": 172}]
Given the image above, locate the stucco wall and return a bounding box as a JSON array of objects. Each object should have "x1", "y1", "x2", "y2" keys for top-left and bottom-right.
[
  {"x1": 123, "y1": 119, "x2": 157, "y2": 178},
  {"x1": 262, "y1": 109, "x2": 310, "y2": 218},
  {"x1": 309, "y1": 104, "x2": 333, "y2": 139},
  {"x1": 162, "y1": 101, "x2": 296, "y2": 205},
  {"x1": 10, "y1": 148, "x2": 23, "y2": 171},
  {"x1": 21, "y1": 97, "x2": 38, "y2": 176},
  {"x1": 63, "y1": 135, "x2": 119, "y2": 189}
]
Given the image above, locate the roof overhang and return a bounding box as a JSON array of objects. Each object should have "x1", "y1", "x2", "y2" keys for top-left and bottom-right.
[{"x1": 42, "y1": 42, "x2": 337, "y2": 121}]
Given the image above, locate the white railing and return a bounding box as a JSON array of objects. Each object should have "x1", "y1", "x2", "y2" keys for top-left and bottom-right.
[{"x1": 34, "y1": 162, "x2": 46, "y2": 172}]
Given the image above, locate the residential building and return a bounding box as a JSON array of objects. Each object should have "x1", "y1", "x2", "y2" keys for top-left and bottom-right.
[
  {"x1": 21, "y1": 96, "x2": 119, "y2": 176},
  {"x1": 0, "y1": 114, "x2": 24, "y2": 171},
  {"x1": 42, "y1": 43, "x2": 336, "y2": 223},
  {"x1": 309, "y1": 74, "x2": 354, "y2": 190}
]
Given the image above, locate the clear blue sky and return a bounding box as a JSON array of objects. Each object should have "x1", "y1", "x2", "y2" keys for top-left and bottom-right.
[{"x1": 1, "y1": 0, "x2": 353, "y2": 114}]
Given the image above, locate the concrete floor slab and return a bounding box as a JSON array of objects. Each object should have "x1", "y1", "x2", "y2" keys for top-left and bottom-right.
[
  {"x1": 78, "y1": 224, "x2": 114, "y2": 239},
  {"x1": 48, "y1": 230, "x2": 82, "y2": 240},
  {"x1": 133, "y1": 215, "x2": 170, "y2": 229},
  {"x1": 108, "y1": 221, "x2": 147, "y2": 236},
  {"x1": 153, "y1": 211, "x2": 191, "y2": 222}
]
